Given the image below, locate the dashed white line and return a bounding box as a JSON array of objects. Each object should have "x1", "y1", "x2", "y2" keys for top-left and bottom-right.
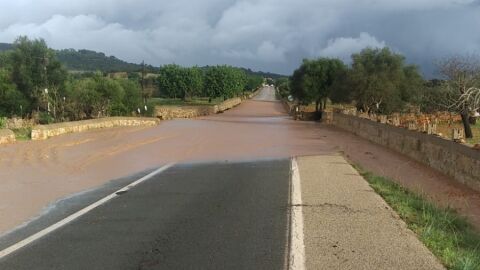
[
  {"x1": 0, "y1": 163, "x2": 175, "y2": 260},
  {"x1": 289, "y1": 158, "x2": 306, "y2": 270}
]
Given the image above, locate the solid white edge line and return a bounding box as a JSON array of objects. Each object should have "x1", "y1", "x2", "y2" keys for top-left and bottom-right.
[
  {"x1": 289, "y1": 158, "x2": 306, "y2": 270},
  {"x1": 0, "y1": 163, "x2": 175, "y2": 260}
]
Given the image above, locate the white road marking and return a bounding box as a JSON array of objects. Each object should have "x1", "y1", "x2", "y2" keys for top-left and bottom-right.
[
  {"x1": 0, "y1": 163, "x2": 175, "y2": 260},
  {"x1": 289, "y1": 158, "x2": 306, "y2": 270}
]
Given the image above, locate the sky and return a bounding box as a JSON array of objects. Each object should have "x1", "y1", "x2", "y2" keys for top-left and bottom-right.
[{"x1": 0, "y1": 0, "x2": 479, "y2": 76}]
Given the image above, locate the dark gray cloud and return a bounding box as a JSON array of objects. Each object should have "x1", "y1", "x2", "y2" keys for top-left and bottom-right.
[{"x1": 0, "y1": 0, "x2": 478, "y2": 76}]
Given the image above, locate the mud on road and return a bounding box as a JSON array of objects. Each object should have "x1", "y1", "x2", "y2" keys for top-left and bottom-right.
[{"x1": 0, "y1": 86, "x2": 479, "y2": 234}]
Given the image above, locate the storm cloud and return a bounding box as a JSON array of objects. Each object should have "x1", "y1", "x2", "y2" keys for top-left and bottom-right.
[{"x1": 0, "y1": 0, "x2": 479, "y2": 76}]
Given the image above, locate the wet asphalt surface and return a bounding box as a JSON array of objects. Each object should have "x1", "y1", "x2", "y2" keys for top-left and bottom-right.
[{"x1": 0, "y1": 160, "x2": 291, "y2": 270}]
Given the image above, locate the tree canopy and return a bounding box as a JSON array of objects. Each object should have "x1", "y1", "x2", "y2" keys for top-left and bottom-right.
[
  {"x1": 347, "y1": 48, "x2": 422, "y2": 114},
  {"x1": 290, "y1": 58, "x2": 347, "y2": 113},
  {"x1": 203, "y1": 66, "x2": 247, "y2": 100}
]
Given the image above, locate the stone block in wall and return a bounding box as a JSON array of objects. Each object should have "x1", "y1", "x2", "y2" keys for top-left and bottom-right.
[
  {"x1": 0, "y1": 129, "x2": 16, "y2": 145},
  {"x1": 155, "y1": 105, "x2": 216, "y2": 120},
  {"x1": 6, "y1": 118, "x2": 34, "y2": 129},
  {"x1": 452, "y1": 128, "x2": 464, "y2": 141},
  {"x1": 154, "y1": 97, "x2": 241, "y2": 120},
  {"x1": 427, "y1": 123, "x2": 437, "y2": 135},
  {"x1": 379, "y1": 115, "x2": 387, "y2": 124},
  {"x1": 407, "y1": 122, "x2": 417, "y2": 131},
  {"x1": 217, "y1": 97, "x2": 242, "y2": 112},
  {"x1": 31, "y1": 117, "x2": 160, "y2": 140}
]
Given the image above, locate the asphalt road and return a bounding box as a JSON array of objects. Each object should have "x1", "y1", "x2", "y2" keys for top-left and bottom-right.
[
  {"x1": 0, "y1": 87, "x2": 445, "y2": 269},
  {"x1": 0, "y1": 160, "x2": 291, "y2": 270}
]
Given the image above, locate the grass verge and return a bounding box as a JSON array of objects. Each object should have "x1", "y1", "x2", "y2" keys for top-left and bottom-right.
[
  {"x1": 12, "y1": 127, "x2": 31, "y2": 141},
  {"x1": 357, "y1": 168, "x2": 480, "y2": 270}
]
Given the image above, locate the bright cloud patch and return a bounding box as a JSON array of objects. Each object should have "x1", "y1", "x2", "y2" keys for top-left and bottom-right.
[{"x1": 319, "y1": 33, "x2": 386, "y2": 62}]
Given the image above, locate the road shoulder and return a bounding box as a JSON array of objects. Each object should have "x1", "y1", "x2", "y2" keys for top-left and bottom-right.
[{"x1": 296, "y1": 155, "x2": 444, "y2": 269}]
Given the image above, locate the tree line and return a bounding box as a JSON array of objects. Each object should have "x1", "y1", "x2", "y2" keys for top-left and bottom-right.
[
  {"x1": 0, "y1": 37, "x2": 148, "y2": 123},
  {"x1": 0, "y1": 36, "x2": 264, "y2": 124},
  {"x1": 157, "y1": 64, "x2": 263, "y2": 101},
  {"x1": 282, "y1": 47, "x2": 480, "y2": 138}
]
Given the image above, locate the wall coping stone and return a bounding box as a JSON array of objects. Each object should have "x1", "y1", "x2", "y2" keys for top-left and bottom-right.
[
  {"x1": 334, "y1": 113, "x2": 480, "y2": 160},
  {"x1": 31, "y1": 117, "x2": 160, "y2": 140},
  {"x1": 0, "y1": 129, "x2": 15, "y2": 145}
]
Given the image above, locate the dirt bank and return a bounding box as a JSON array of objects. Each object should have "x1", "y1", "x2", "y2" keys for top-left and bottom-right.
[{"x1": 0, "y1": 86, "x2": 479, "y2": 234}]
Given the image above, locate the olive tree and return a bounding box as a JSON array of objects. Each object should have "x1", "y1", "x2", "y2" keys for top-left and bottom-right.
[
  {"x1": 9, "y1": 36, "x2": 67, "y2": 116},
  {"x1": 438, "y1": 56, "x2": 480, "y2": 138},
  {"x1": 349, "y1": 48, "x2": 423, "y2": 114},
  {"x1": 290, "y1": 58, "x2": 346, "y2": 117},
  {"x1": 203, "y1": 66, "x2": 246, "y2": 101},
  {"x1": 0, "y1": 69, "x2": 29, "y2": 117},
  {"x1": 157, "y1": 65, "x2": 204, "y2": 100}
]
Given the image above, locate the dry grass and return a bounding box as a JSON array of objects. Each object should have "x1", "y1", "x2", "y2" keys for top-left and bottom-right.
[{"x1": 437, "y1": 122, "x2": 480, "y2": 145}]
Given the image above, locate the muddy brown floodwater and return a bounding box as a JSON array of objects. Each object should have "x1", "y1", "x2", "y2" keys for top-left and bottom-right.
[{"x1": 0, "y1": 87, "x2": 479, "y2": 235}]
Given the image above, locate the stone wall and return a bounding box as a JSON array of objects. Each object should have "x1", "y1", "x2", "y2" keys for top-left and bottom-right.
[
  {"x1": 0, "y1": 129, "x2": 15, "y2": 145},
  {"x1": 155, "y1": 105, "x2": 216, "y2": 120},
  {"x1": 5, "y1": 118, "x2": 35, "y2": 129},
  {"x1": 332, "y1": 113, "x2": 480, "y2": 192},
  {"x1": 31, "y1": 117, "x2": 160, "y2": 140},
  {"x1": 216, "y1": 97, "x2": 242, "y2": 112},
  {"x1": 155, "y1": 97, "x2": 242, "y2": 120},
  {"x1": 245, "y1": 88, "x2": 262, "y2": 99}
]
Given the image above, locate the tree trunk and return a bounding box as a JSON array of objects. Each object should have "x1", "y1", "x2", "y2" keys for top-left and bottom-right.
[
  {"x1": 315, "y1": 99, "x2": 323, "y2": 120},
  {"x1": 468, "y1": 116, "x2": 476, "y2": 125},
  {"x1": 461, "y1": 112, "x2": 473, "y2": 139}
]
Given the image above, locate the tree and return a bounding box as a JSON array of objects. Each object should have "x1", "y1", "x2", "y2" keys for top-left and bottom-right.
[
  {"x1": 329, "y1": 68, "x2": 353, "y2": 104},
  {"x1": 0, "y1": 69, "x2": 29, "y2": 117},
  {"x1": 183, "y1": 67, "x2": 204, "y2": 99},
  {"x1": 275, "y1": 77, "x2": 290, "y2": 99},
  {"x1": 245, "y1": 75, "x2": 264, "y2": 92},
  {"x1": 158, "y1": 65, "x2": 204, "y2": 100},
  {"x1": 157, "y1": 64, "x2": 182, "y2": 99},
  {"x1": 349, "y1": 47, "x2": 422, "y2": 114},
  {"x1": 65, "y1": 73, "x2": 129, "y2": 119},
  {"x1": 417, "y1": 80, "x2": 447, "y2": 113},
  {"x1": 203, "y1": 66, "x2": 247, "y2": 101},
  {"x1": 438, "y1": 56, "x2": 480, "y2": 138},
  {"x1": 9, "y1": 36, "x2": 67, "y2": 114},
  {"x1": 118, "y1": 78, "x2": 143, "y2": 115},
  {"x1": 290, "y1": 58, "x2": 347, "y2": 116}
]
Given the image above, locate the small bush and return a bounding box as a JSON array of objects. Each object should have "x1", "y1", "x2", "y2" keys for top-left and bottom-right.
[
  {"x1": 0, "y1": 117, "x2": 6, "y2": 129},
  {"x1": 12, "y1": 128, "x2": 31, "y2": 140},
  {"x1": 39, "y1": 112, "x2": 54, "y2": 125}
]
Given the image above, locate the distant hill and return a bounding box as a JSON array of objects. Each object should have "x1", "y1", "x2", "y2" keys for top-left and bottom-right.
[
  {"x1": 0, "y1": 43, "x2": 285, "y2": 78},
  {"x1": 55, "y1": 49, "x2": 152, "y2": 73},
  {"x1": 239, "y1": 68, "x2": 285, "y2": 79},
  {"x1": 199, "y1": 66, "x2": 285, "y2": 79},
  {"x1": 0, "y1": 43, "x2": 13, "y2": 52}
]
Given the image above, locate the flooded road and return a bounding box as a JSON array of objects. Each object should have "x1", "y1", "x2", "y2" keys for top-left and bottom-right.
[{"x1": 0, "y1": 86, "x2": 479, "y2": 234}]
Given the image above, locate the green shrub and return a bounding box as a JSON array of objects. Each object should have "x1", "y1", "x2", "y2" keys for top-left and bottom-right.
[
  {"x1": 39, "y1": 112, "x2": 54, "y2": 125},
  {"x1": 0, "y1": 117, "x2": 6, "y2": 129},
  {"x1": 109, "y1": 103, "x2": 128, "y2": 116},
  {"x1": 12, "y1": 128, "x2": 31, "y2": 140}
]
